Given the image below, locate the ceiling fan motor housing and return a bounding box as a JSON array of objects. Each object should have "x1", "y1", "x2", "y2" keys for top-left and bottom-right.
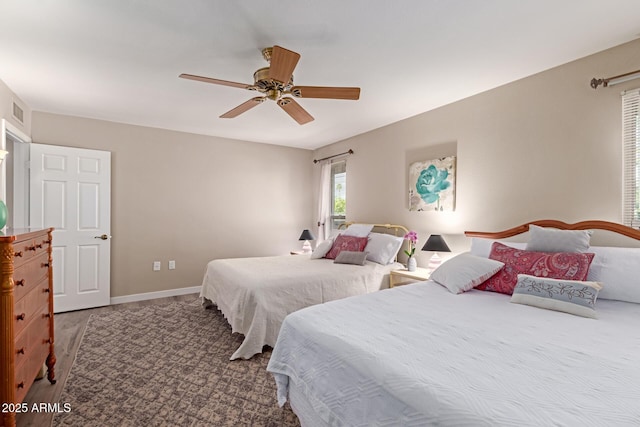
[{"x1": 253, "y1": 67, "x2": 293, "y2": 98}]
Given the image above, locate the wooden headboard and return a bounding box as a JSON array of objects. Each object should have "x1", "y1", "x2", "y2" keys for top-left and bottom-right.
[{"x1": 464, "y1": 219, "x2": 640, "y2": 241}]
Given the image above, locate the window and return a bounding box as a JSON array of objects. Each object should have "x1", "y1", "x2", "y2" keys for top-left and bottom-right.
[
  {"x1": 623, "y1": 89, "x2": 640, "y2": 227},
  {"x1": 330, "y1": 160, "x2": 346, "y2": 230}
]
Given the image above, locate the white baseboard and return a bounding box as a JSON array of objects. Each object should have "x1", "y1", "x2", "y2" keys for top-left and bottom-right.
[{"x1": 110, "y1": 286, "x2": 201, "y2": 305}]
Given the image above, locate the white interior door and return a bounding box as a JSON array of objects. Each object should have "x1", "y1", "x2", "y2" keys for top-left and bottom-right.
[{"x1": 29, "y1": 143, "x2": 111, "y2": 313}]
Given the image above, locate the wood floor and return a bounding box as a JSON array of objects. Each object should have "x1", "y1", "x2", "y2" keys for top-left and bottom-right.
[{"x1": 15, "y1": 293, "x2": 199, "y2": 427}]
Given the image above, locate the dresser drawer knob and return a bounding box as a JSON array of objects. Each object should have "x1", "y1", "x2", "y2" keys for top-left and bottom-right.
[
  {"x1": 15, "y1": 279, "x2": 25, "y2": 287},
  {"x1": 17, "y1": 382, "x2": 24, "y2": 389},
  {"x1": 36, "y1": 243, "x2": 43, "y2": 249},
  {"x1": 17, "y1": 347, "x2": 25, "y2": 355},
  {"x1": 14, "y1": 251, "x2": 23, "y2": 258},
  {"x1": 28, "y1": 245, "x2": 37, "y2": 251},
  {"x1": 44, "y1": 239, "x2": 52, "y2": 245},
  {"x1": 43, "y1": 313, "x2": 51, "y2": 318},
  {"x1": 44, "y1": 338, "x2": 53, "y2": 344},
  {"x1": 43, "y1": 288, "x2": 51, "y2": 293},
  {"x1": 16, "y1": 313, "x2": 26, "y2": 321},
  {"x1": 42, "y1": 262, "x2": 50, "y2": 268}
]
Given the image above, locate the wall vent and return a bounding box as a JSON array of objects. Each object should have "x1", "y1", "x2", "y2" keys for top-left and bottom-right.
[{"x1": 12, "y1": 101, "x2": 24, "y2": 124}]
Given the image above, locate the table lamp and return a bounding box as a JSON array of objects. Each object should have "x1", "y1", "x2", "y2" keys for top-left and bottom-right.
[
  {"x1": 422, "y1": 234, "x2": 451, "y2": 272},
  {"x1": 298, "y1": 229, "x2": 316, "y2": 254}
]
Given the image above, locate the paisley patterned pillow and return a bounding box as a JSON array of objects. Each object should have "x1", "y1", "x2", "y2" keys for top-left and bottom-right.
[
  {"x1": 476, "y1": 242, "x2": 595, "y2": 295},
  {"x1": 324, "y1": 235, "x2": 368, "y2": 260}
]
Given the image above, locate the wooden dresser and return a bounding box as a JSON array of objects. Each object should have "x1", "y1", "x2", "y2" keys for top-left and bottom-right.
[{"x1": 0, "y1": 228, "x2": 56, "y2": 427}]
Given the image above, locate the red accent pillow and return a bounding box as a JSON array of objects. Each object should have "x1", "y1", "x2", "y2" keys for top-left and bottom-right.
[
  {"x1": 324, "y1": 235, "x2": 368, "y2": 260},
  {"x1": 476, "y1": 242, "x2": 595, "y2": 295}
]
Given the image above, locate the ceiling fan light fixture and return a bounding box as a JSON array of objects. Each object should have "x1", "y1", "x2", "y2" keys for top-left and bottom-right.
[{"x1": 266, "y1": 89, "x2": 281, "y2": 101}]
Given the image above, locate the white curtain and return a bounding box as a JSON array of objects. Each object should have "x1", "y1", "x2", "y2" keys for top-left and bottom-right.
[{"x1": 317, "y1": 161, "x2": 331, "y2": 242}]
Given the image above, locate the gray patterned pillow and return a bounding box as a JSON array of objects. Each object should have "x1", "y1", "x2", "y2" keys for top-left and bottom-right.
[
  {"x1": 334, "y1": 250, "x2": 368, "y2": 266},
  {"x1": 511, "y1": 274, "x2": 602, "y2": 318},
  {"x1": 525, "y1": 224, "x2": 592, "y2": 253}
]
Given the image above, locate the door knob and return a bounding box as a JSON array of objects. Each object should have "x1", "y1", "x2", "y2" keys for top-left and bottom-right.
[{"x1": 94, "y1": 234, "x2": 111, "y2": 240}]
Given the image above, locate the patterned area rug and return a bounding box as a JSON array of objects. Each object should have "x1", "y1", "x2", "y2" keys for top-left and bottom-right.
[{"x1": 53, "y1": 300, "x2": 300, "y2": 426}]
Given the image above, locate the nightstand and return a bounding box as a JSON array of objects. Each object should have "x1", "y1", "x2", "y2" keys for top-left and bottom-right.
[{"x1": 389, "y1": 267, "x2": 430, "y2": 288}]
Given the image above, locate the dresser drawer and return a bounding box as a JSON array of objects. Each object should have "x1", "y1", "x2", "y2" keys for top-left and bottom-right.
[
  {"x1": 14, "y1": 306, "x2": 51, "y2": 373},
  {"x1": 12, "y1": 236, "x2": 51, "y2": 269},
  {"x1": 13, "y1": 278, "x2": 51, "y2": 337},
  {"x1": 14, "y1": 337, "x2": 49, "y2": 405},
  {"x1": 14, "y1": 363, "x2": 31, "y2": 406},
  {"x1": 13, "y1": 252, "x2": 50, "y2": 302},
  {"x1": 14, "y1": 328, "x2": 29, "y2": 371}
]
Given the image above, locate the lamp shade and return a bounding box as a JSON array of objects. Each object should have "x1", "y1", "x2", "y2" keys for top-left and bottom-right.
[
  {"x1": 299, "y1": 229, "x2": 316, "y2": 241},
  {"x1": 421, "y1": 234, "x2": 451, "y2": 252}
]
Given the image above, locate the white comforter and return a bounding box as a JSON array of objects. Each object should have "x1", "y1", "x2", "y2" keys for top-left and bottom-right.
[
  {"x1": 268, "y1": 281, "x2": 640, "y2": 426},
  {"x1": 200, "y1": 255, "x2": 401, "y2": 360}
]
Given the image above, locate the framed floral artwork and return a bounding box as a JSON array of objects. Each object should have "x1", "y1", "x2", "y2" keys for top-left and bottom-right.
[{"x1": 409, "y1": 156, "x2": 456, "y2": 211}]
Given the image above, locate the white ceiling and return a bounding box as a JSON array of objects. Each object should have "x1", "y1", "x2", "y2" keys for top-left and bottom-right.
[{"x1": 1, "y1": 1, "x2": 640, "y2": 150}]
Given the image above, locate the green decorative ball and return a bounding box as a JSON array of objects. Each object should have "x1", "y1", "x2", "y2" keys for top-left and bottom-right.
[{"x1": 0, "y1": 200, "x2": 7, "y2": 229}]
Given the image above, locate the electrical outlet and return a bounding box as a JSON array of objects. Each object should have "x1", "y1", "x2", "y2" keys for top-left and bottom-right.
[
  {"x1": 168, "y1": 260, "x2": 176, "y2": 270},
  {"x1": 153, "y1": 261, "x2": 161, "y2": 271}
]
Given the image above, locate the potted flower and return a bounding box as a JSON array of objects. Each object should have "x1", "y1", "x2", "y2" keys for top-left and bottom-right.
[{"x1": 404, "y1": 230, "x2": 418, "y2": 271}]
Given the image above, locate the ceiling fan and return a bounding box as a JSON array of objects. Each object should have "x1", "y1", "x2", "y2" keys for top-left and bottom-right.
[{"x1": 179, "y1": 45, "x2": 360, "y2": 125}]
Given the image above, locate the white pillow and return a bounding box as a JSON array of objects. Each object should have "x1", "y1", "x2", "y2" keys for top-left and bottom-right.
[
  {"x1": 329, "y1": 229, "x2": 342, "y2": 239},
  {"x1": 365, "y1": 233, "x2": 404, "y2": 265},
  {"x1": 586, "y1": 246, "x2": 640, "y2": 303},
  {"x1": 525, "y1": 224, "x2": 592, "y2": 253},
  {"x1": 310, "y1": 239, "x2": 333, "y2": 259},
  {"x1": 511, "y1": 274, "x2": 602, "y2": 318},
  {"x1": 469, "y1": 238, "x2": 526, "y2": 258},
  {"x1": 430, "y1": 252, "x2": 505, "y2": 294},
  {"x1": 341, "y1": 223, "x2": 374, "y2": 238}
]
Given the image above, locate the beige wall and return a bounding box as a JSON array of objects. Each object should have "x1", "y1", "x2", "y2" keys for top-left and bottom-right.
[
  {"x1": 32, "y1": 113, "x2": 314, "y2": 297},
  {"x1": 313, "y1": 38, "x2": 640, "y2": 265}
]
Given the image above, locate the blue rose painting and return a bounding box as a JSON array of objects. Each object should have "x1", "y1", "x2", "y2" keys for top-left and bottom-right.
[{"x1": 409, "y1": 156, "x2": 456, "y2": 211}]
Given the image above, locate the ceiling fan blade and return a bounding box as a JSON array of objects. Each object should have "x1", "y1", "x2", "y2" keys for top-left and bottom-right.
[
  {"x1": 268, "y1": 46, "x2": 300, "y2": 85},
  {"x1": 277, "y1": 97, "x2": 314, "y2": 125},
  {"x1": 179, "y1": 73, "x2": 252, "y2": 89},
  {"x1": 291, "y1": 86, "x2": 360, "y2": 100},
  {"x1": 220, "y1": 97, "x2": 265, "y2": 118}
]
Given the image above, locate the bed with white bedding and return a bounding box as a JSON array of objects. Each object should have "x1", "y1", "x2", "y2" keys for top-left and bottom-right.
[
  {"x1": 201, "y1": 255, "x2": 401, "y2": 360},
  {"x1": 200, "y1": 223, "x2": 407, "y2": 360},
  {"x1": 268, "y1": 283, "x2": 640, "y2": 426},
  {"x1": 267, "y1": 220, "x2": 640, "y2": 426}
]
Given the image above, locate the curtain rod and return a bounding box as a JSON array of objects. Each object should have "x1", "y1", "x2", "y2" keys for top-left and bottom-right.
[
  {"x1": 591, "y1": 69, "x2": 640, "y2": 89},
  {"x1": 313, "y1": 149, "x2": 354, "y2": 164}
]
